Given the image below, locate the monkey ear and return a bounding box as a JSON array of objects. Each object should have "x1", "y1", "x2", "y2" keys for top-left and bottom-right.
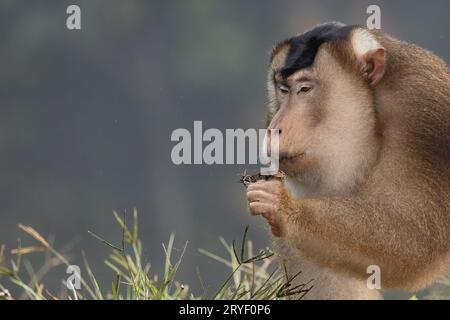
[
  {"x1": 361, "y1": 48, "x2": 386, "y2": 85},
  {"x1": 351, "y1": 29, "x2": 386, "y2": 86}
]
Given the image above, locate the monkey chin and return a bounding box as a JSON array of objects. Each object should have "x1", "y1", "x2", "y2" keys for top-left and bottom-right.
[{"x1": 279, "y1": 153, "x2": 306, "y2": 176}]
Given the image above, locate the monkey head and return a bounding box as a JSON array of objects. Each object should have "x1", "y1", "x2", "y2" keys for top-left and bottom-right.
[{"x1": 267, "y1": 23, "x2": 385, "y2": 193}]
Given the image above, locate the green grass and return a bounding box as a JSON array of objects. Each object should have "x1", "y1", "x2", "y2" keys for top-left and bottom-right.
[{"x1": 0, "y1": 209, "x2": 312, "y2": 300}]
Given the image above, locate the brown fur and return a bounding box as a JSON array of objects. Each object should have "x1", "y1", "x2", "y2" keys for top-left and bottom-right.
[{"x1": 262, "y1": 26, "x2": 450, "y2": 297}]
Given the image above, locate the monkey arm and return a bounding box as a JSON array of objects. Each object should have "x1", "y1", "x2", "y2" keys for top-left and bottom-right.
[{"x1": 281, "y1": 191, "x2": 450, "y2": 290}]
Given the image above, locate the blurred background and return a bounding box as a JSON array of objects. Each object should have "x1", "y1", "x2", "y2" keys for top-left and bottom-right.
[{"x1": 0, "y1": 0, "x2": 449, "y2": 298}]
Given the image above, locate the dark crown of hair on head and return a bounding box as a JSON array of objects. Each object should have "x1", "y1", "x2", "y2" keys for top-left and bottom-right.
[{"x1": 280, "y1": 22, "x2": 358, "y2": 79}]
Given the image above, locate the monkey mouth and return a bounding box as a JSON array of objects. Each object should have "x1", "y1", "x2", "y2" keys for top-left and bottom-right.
[{"x1": 279, "y1": 152, "x2": 305, "y2": 162}]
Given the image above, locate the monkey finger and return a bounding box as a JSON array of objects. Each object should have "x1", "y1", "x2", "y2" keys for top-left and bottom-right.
[
  {"x1": 248, "y1": 202, "x2": 277, "y2": 216},
  {"x1": 247, "y1": 185, "x2": 281, "y2": 198},
  {"x1": 250, "y1": 179, "x2": 283, "y2": 194},
  {"x1": 247, "y1": 190, "x2": 278, "y2": 203}
]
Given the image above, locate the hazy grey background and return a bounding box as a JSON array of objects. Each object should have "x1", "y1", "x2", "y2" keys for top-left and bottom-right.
[{"x1": 1, "y1": 0, "x2": 449, "y2": 297}]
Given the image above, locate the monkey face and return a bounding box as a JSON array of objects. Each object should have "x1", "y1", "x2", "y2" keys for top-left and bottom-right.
[
  {"x1": 267, "y1": 26, "x2": 383, "y2": 192},
  {"x1": 267, "y1": 66, "x2": 319, "y2": 175}
]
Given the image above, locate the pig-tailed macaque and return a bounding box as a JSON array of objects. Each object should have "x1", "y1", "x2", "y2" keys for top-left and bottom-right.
[{"x1": 246, "y1": 22, "x2": 450, "y2": 299}]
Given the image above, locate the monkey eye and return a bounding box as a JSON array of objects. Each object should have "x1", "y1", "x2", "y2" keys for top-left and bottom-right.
[
  {"x1": 298, "y1": 84, "x2": 313, "y2": 94},
  {"x1": 278, "y1": 84, "x2": 290, "y2": 93}
]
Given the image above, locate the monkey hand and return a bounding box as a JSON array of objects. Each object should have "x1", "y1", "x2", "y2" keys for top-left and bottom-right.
[{"x1": 246, "y1": 179, "x2": 295, "y2": 237}]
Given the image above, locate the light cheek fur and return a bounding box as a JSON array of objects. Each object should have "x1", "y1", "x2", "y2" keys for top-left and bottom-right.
[{"x1": 310, "y1": 49, "x2": 380, "y2": 194}]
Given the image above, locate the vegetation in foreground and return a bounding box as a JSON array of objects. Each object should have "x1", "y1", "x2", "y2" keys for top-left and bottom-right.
[{"x1": 0, "y1": 209, "x2": 313, "y2": 300}]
